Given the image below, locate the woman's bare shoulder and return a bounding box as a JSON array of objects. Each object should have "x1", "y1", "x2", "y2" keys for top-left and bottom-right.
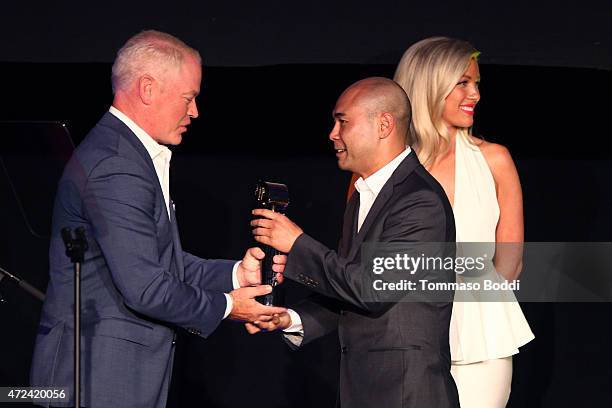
[{"x1": 469, "y1": 135, "x2": 515, "y2": 174}]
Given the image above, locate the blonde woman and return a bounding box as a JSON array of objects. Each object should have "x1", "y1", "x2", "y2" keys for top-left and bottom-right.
[{"x1": 395, "y1": 36, "x2": 534, "y2": 407}]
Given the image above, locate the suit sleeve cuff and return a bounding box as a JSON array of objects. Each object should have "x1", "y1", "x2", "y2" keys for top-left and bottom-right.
[
  {"x1": 223, "y1": 293, "x2": 233, "y2": 319},
  {"x1": 283, "y1": 309, "x2": 304, "y2": 333},
  {"x1": 232, "y1": 261, "x2": 241, "y2": 289},
  {"x1": 282, "y1": 308, "x2": 304, "y2": 347}
]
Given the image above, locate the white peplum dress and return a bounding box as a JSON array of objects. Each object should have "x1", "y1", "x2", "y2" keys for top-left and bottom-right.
[{"x1": 449, "y1": 131, "x2": 534, "y2": 365}]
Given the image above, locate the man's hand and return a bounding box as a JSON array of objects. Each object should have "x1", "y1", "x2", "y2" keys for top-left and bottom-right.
[
  {"x1": 251, "y1": 209, "x2": 304, "y2": 253},
  {"x1": 228, "y1": 285, "x2": 287, "y2": 322},
  {"x1": 245, "y1": 312, "x2": 292, "y2": 334},
  {"x1": 236, "y1": 247, "x2": 287, "y2": 287}
]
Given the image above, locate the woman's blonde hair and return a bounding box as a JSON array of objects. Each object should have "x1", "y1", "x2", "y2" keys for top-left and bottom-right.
[{"x1": 393, "y1": 37, "x2": 478, "y2": 168}]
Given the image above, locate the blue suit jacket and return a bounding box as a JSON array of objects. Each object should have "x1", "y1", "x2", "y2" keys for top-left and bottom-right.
[{"x1": 30, "y1": 112, "x2": 235, "y2": 407}]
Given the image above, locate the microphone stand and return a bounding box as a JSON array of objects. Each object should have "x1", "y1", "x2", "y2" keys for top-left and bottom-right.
[
  {"x1": 0, "y1": 273, "x2": 5, "y2": 304},
  {"x1": 61, "y1": 227, "x2": 88, "y2": 408},
  {"x1": 0, "y1": 266, "x2": 45, "y2": 302}
]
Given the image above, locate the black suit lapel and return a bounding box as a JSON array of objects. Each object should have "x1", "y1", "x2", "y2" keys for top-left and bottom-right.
[
  {"x1": 347, "y1": 151, "x2": 422, "y2": 260},
  {"x1": 340, "y1": 191, "x2": 359, "y2": 258},
  {"x1": 347, "y1": 184, "x2": 394, "y2": 260}
]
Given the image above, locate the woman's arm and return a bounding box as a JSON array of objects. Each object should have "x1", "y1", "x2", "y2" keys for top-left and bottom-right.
[{"x1": 481, "y1": 140, "x2": 524, "y2": 281}]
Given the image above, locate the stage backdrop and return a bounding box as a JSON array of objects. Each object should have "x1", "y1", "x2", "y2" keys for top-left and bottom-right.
[{"x1": 1, "y1": 62, "x2": 611, "y2": 407}]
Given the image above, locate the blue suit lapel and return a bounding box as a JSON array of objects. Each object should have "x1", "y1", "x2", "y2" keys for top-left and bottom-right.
[
  {"x1": 102, "y1": 113, "x2": 185, "y2": 281},
  {"x1": 100, "y1": 113, "x2": 157, "y2": 175},
  {"x1": 170, "y1": 200, "x2": 185, "y2": 282},
  {"x1": 100, "y1": 112, "x2": 168, "y2": 217}
]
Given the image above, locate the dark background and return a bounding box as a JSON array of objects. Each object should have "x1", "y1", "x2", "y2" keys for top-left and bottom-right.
[
  {"x1": 0, "y1": 0, "x2": 610, "y2": 69},
  {"x1": 1, "y1": 1, "x2": 611, "y2": 407}
]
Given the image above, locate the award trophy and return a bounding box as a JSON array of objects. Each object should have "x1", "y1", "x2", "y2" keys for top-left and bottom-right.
[{"x1": 254, "y1": 180, "x2": 290, "y2": 306}]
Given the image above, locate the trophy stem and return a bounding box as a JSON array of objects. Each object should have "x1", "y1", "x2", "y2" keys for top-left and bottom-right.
[{"x1": 253, "y1": 181, "x2": 289, "y2": 306}]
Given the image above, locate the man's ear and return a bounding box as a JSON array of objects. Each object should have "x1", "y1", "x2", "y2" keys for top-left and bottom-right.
[
  {"x1": 379, "y1": 112, "x2": 395, "y2": 139},
  {"x1": 138, "y1": 74, "x2": 155, "y2": 105}
]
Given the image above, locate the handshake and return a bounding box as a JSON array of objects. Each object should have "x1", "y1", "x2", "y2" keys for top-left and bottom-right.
[
  {"x1": 228, "y1": 247, "x2": 287, "y2": 323},
  {"x1": 229, "y1": 208, "x2": 304, "y2": 333}
]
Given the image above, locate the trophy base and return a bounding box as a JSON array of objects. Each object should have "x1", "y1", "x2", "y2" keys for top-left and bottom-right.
[
  {"x1": 256, "y1": 285, "x2": 284, "y2": 306},
  {"x1": 256, "y1": 293, "x2": 275, "y2": 306}
]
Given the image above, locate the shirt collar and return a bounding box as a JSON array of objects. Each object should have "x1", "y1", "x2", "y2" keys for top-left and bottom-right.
[
  {"x1": 109, "y1": 106, "x2": 171, "y2": 162},
  {"x1": 354, "y1": 147, "x2": 411, "y2": 197}
]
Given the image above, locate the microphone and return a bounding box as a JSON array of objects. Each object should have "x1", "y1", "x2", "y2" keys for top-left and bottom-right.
[
  {"x1": 0, "y1": 266, "x2": 45, "y2": 302},
  {"x1": 61, "y1": 227, "x2": 88, "y2": 263}
]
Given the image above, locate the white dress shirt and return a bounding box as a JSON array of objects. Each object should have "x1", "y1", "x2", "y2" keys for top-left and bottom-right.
[
  {"x1": 109, "y1": 107, "x2": 240, "y2": 319},
  {"x1": 284, "y1": 147, "x2": 412, "y2": 341}
]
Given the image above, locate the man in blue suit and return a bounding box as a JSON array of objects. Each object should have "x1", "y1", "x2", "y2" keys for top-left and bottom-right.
[{"x1": 30, "y1": 30, "x2": 286, "y2": 408}]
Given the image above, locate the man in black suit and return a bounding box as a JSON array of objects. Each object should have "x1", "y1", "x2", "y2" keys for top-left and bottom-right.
[{"x1": 250, "y1": 77, "x2": 459, "y2": 408}]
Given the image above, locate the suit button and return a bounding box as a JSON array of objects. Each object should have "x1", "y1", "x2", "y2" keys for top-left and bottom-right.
[
  {"x1": 172, "y1": 332, "x2": 177, "y2": 345},
  {"x1": 341, "y1": 346, "x2": 348, "y2": 354}
]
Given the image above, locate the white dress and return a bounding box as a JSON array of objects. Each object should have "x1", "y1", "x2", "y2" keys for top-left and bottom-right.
[{"x1": 449, "y1": 131, "x2": 534, "y2": 365}]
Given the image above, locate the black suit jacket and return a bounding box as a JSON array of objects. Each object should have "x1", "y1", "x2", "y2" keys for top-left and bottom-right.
[{"x1": 284, "y1": 152, "x2": 459, "y2": 408}]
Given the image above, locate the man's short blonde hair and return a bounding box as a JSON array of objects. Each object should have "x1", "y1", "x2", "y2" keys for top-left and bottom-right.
[{"x1": 111, "y1": 30, "x2": 201, "y2": 94}]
